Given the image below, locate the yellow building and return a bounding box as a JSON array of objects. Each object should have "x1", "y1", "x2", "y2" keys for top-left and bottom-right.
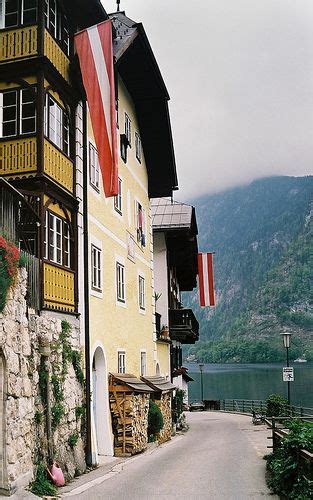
[{"x1": 87, "y1": 12, "x2": 177, "y2": 462}]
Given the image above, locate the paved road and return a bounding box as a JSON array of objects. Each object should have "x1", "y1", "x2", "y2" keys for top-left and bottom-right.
[{"x1": 66, "y1": 412, "x2": 276, "y2": 500}]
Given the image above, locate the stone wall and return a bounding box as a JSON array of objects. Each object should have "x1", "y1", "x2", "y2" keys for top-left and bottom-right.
[{"x1": 0, "y1": 269, "x2": 86, "y2": 494}]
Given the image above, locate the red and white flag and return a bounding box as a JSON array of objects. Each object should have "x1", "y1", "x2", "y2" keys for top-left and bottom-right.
[
  {"x1": 75, "y1": 20, "x2": 118, "y2": 197},
  {"x1": 198, "y1": 252, "x2": 215, "y2": 307}
]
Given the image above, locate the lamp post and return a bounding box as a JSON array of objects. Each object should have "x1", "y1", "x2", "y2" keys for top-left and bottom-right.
[
  {"x1": 281, "y1": 332, "x2": 292, "y2": 406},
  {"x1": 199, "y1": 363, "x2": 204, "y2": 402}
]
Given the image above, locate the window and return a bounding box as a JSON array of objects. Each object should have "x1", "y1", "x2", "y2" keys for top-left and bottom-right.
[
  {"x1": 44, "y1": 95, "x2": 70, "y2": 155},
  {"x1": 124, "y1": 113, "x2": 131, "y2": 146},
  {"x1": 140, "y1": 352, "x2": 147, "y2": 376},
  {"x1": 0, "y1": 0, "x2": 37, "y2": 29},
  {"x1": 116, "y1": 262, "x2": 125, "y2": 302},
  {"x1": 89, "y1": 143, "x2": 100, "y2": 190},
  {"x1": 114, "y1": 178, "x2": 122, "y2": 214},
  {"x1": 135, "y1": 132, "x2": 141, "y2": 162},
  {"x1": 139, "y1": 275, "x2": 145, "y2": 310},
  {"x1": 118, "y1": 351, "x2": 126, "y2": 374},
  {"x1": 44, "y1": 0, "x2": 69, "y2": 55},
  {"x1": 120, "y1": 133, "x2": 127, "y2": 163},
  {"x1": 91, "y1": 245, "x2": 101, "y2": 291},
  {"x1": 44, "y1": 211, "x2": 71, "y2": 267},
  {"x1": 0, "y1": 88, "x2": 36, "y2": 138},
  {"x1": 135, "y1": 201, "x2": 146, "y2": 247}
]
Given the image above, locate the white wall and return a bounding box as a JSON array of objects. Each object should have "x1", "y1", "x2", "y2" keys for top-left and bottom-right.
[{"x1": 153, "y1": 232, "x2": 169, "y2": 328}]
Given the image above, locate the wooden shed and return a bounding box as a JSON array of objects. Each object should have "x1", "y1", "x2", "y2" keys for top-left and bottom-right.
[
  {"x1": 141, "y1": 375, "x2": 176, "y2": 444},
  {"x1": 109, "y1": 373, "x2": 155, "y2": 456}
]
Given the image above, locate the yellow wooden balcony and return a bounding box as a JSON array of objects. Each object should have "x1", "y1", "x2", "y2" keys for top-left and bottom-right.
[
  {"x1": 43, "y1": 262, "x2": 75, "y2": 313},
  {"x1": 0, "y1": 137, "x2": 37, "y2": 177},
  {"x1": 0, "y1": 25, "x2": 37, "y2": 62},
  {"x1": 44, "y1": 30, "x2": 70, "y2": 82},
  {"x1": 44, "y1": 139, "x2": 73, "y2": 192},
  {"x1": 0, "y1": 26, "x2": 70, "y2": 83}
]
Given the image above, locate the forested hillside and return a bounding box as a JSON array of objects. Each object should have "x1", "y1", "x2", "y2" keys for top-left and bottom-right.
[{"x1": 184, "y1": 176, "x2": 313, "y2": 363}]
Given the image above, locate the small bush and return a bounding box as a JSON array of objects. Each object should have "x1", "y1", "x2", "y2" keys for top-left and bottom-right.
[
  {"x1": 34, "y1": 411, "x2": 43, "y2": 425},
  {"x1": 266, "y1": 394, "x2": 288, "y2": 417},
  {"x1": 68, "y1": 432, "x2": 79, "y2": 447},
  {"x1": 75, "y1": 406, "x2": 85, "y2": 419},
  {"x1": 266, "y1": 419, "x2": 313, "y2": 498},
  {"x1": 148, "y1": 400, "x2": 164, "y2": 438},
  {"x1": 31, "y1": 461, "x2": 57, "y2": 497},
  {"x1": 52, "y1": 403, "x2": 65, "y2": 429}
]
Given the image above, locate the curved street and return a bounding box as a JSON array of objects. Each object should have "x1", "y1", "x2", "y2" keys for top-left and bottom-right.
[{"x1": 64, "y1": 412, "x2": 277, "y2": 500}]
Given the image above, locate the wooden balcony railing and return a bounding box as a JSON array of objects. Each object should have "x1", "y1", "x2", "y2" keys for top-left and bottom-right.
[
  {"x1": 43, "y1": 262, "x2": 75, "y2": 313},
  {"x1": 44, "y1": 29, "x2": 70, "y2": 82},
  {"x1": 44, "y1": 140, "x2": 73, "y2": 192},
  {"x1": 0, "y1": 25, "x2": 37, "y2": 62},
  {"x1": 0, "y1": 137, "x2": 37, "y2": 177},
  {"x1": 169, "y1": 308, "x2": 199, "y2": 344},
  {"x1": 0, "y1": 26, "x2": 70, "y2": 83}
]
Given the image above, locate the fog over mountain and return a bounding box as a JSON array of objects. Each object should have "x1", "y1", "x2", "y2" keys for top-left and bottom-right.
[{"x1": 104, "y1": 0, "x2": 313, "y2": 198}]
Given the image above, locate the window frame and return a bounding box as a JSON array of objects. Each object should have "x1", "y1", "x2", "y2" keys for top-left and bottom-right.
[
  {"x1": 135, "y1": 131, "x2": 141, "y2": 163},
  {"x1": 116, "y1": 261, "x2": 125, "y2": 303},
  {"x1": 118, "y1": 350, "x2": 126, "y2": 374},
  {"x1": 139, "y1": 275, "x2": 145, "y2": 310},
  {"x1": 44, "y1": 210, "x2": 71, "y2": 268},
  {"x1": 0, "y1": 87, "x2": 36, "y2": 139},
  {"x1": 140, "y1": 351, "x2": 147, "y2": 376},
  {"x1": 44, "y1": 0, "x2": 70, "y2": 56},
  {"x1": 114, "y1": 177, "x2": 122, "y2": 214},
  {"x1": 44, "y1": 93, "x2": 70, "y2": 157},
  {"x1": 0, "y1": 0, "x2": 37, "y2": 29},
  {"x1": 91, "y1": 244, "x2": 102, "y2": 292},
  {"x1": 124, "y1": 112, "x2": 131, "y2": 146},
  {"x1": 89, "y1": 142, "x2": 100, "y2": 191}
]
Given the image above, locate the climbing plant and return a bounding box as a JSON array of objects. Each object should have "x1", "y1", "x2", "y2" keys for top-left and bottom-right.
[{"x1": 0, "y1": 236, "x2": 21, "y2": 312}]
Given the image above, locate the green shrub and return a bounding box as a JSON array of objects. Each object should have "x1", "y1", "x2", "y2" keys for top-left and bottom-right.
[
  {"x1": 75, "y1": 406, "x2": 85, "y2": 419},
  {"x1": 31, "y1": 461, "x2": 57, "y2": 497},
  {"x1": 34, "y1": 411, "x2": 43, "y2": 425},
  {"x1": 68, "y1": 432, "x2": 79, "y2": 447},
  {"x1": 266, "y1": 419, "x2": 313, "y2": 498},
  {"x1": 266, "y1": 394, "x2": 288, "y2": 417},
  {"x1": 172, "y1": 389, "x2": 185, "y2": 423},
  {"x1": 148, "y1": 400, "x2": 164, "y2": 439},
  {"x1": 52, "y1": 403, "x2": 65, "y2": 429}
]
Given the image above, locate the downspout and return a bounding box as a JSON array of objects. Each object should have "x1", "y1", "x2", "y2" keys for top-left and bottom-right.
[{"x1": 82, "y1": 100, "x2": 92, "y2": 466}]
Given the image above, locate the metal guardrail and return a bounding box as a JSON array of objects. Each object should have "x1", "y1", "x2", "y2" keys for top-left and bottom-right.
[{"x1": 220, "y1": 399, "x2": 313, "y2": 418}]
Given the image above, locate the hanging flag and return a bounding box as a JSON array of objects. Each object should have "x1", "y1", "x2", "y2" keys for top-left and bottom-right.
[
  {"x1": 198, "y1": 252, "x2": 215, "y2": 307},
  {"x1": 75, "y1": 20, "x2": 118, "y2": 197}
]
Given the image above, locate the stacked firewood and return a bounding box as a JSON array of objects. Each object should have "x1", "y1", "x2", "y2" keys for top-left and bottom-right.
[
  {"x1": 109, "y1": 391, "x2": 150, "y2": 456},
  {"x1": 156, "y1": 393, "x2": 172, "y2": 444}
]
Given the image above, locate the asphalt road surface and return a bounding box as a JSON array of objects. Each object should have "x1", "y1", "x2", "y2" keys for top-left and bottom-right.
[{"x1": 67, "y1": 412, "x2": 276, "y2": 500}]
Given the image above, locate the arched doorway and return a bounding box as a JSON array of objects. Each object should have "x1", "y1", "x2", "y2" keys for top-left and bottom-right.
[
  {"x1": 92, "y1": 347, "x2": 113, "y2": 459},
  {"x1": 156, "y1": 363, "x2": 160, "y2": 375}
]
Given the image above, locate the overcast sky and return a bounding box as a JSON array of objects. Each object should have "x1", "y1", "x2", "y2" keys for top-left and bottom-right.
[{"x1": 104, "y1": 0, "x2": 313, "y2": 199}]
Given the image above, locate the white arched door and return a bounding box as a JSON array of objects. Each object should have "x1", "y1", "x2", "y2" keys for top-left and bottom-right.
[{"x1": 92, "y1": 347, "x2": 113, "y2": 458}]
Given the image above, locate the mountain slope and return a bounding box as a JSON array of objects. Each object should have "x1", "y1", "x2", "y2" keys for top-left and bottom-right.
[{"x1": 184, "y1": 176, "x2": 313, "y2": 362}]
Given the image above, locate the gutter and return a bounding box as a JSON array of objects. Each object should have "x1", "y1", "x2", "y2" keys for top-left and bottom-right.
[{"x1": 82, "y1": 100, "x2": 92, "y2": 466}]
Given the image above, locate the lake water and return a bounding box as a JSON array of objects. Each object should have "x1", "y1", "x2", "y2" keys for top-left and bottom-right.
[{"x1": 187, "y1": 362, "x2": 313, "y2": 408}]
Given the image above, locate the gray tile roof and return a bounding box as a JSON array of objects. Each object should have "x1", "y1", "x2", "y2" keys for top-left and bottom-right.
[{"x1": 151, "y1": 198, "x2": 193, "y2": 230}]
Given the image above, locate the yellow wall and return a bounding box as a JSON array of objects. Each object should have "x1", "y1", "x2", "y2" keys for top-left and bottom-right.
[{"x1": 88, "y1": 77, "x2": 157, "y2": 377}]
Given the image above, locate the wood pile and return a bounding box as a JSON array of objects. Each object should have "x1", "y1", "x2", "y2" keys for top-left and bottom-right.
[
  {"x1": 156, "y1": 393, "x2": 172, "y2": 444},
  {"x1": 109, "y1": 374, "x2": 151, "y2": 456}
]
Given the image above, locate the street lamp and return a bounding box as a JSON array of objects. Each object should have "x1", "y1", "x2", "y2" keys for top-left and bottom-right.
[
  {"x1": 280, "y1": 332, "x2": 292, "y2": 405},
  {"x1": 198, "y1": 363, "x2": 204, "y2": 402}
]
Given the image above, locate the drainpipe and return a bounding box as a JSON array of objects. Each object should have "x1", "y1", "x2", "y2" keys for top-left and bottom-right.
[
  {"x1": 40, "y1": 340, "x2": 53, "y2": 461},
  {"x1": 82, "y1": 100, "x2": 92, "y2": 466}
]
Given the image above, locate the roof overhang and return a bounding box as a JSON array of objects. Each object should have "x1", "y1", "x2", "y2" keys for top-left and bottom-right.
[
  {"x1": 64, "y1": 0, "x2": 108, "y2": 29},
  {"x1": 141, "y1": 376, "x2": 176, "y2": 393}
]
